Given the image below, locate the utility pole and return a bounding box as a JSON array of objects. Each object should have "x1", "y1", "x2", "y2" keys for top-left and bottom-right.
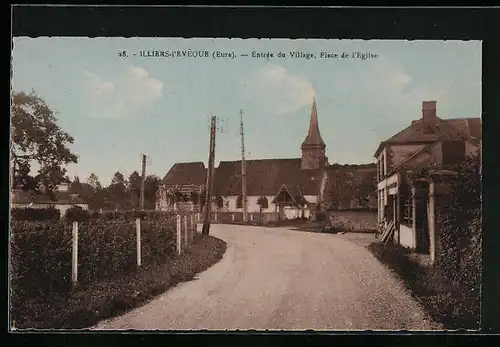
[
  {"x1": 202, "y1": 116, "x2": 217, "y2": 235},
  {"x1": 240, "y1": 109, "x2": 248, "y2": 223},
  {"x1": 140, "y1": 154, "x2": 147, "y2": 210}
]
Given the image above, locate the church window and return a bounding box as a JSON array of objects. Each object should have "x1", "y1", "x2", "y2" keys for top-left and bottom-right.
[
  {"x1": 237, "y1": 195, "x2": 243, "y2": 209},
  {"x1": 258, "y1": 196, "x2": 269, "y2": 209}
]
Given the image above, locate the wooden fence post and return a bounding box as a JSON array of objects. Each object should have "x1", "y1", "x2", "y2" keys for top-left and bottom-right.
[
  {"x1": 184, "y1": 215, "x2": 188, "y2": 247},
  {"x1": 72, "y1": 221, "x2": 78, "y2": 286},
  {"x1": 176, "y1": 214, "x2": 182, "y2": 255},
  {"x1": 136, "y1": 218, "x2": 141, "y2": 267},
  {"x1": 232, "y1": 213, "x2": 235, "y2": 222}
]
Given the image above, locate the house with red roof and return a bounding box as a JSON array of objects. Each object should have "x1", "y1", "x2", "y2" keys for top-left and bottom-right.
[
  {"x1": 375, "y1": 100, "x2": 481, "y2": 262},
  {"x1": 11, "y1": 181, "x2": 88, "y2": 217},
  {"x1": 158, "y1": 99, "x2": 378, "y2": 221}
]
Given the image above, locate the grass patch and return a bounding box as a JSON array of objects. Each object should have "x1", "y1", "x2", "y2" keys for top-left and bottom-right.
[
  {"x1": 11, "y1": 234, "x2": 227, "y2": 330},
  {"x1": 368, "y1": 242, "x2": 480, "y2": 330}
]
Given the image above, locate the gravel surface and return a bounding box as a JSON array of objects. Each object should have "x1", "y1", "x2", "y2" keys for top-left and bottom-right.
[{"x1": 92, "y1": 224, "x2": 441, "y2": 331}]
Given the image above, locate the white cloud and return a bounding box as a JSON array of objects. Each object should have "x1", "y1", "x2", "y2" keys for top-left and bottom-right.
[
  {"x1": 83, "y1": 65, "x2": 163, "y2": 119},
  {"x1": 247, "y1": 63, "x2": 316, "y2": 115},
  {"x1": 337, "y1": 61, "x2": 450, "y2": 121}
]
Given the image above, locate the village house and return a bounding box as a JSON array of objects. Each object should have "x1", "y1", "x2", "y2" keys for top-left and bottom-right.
[
  {"x1": 374, "y1": 100, "x2": 481, "y2": 262},
  {"x1": 158, "y1": 99, "x2": 378, "y2": 222},
  {"x1": 11, "y1": 181, "x2": 88, "y2": 217}
]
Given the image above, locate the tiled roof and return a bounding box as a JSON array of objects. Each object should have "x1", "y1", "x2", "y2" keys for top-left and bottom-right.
[
  {"x1": 11, "y1": 189, "x2": 87, "y2": 205},
  {"x1": 212, "y1": 158, "x2": 324, "y2": 197},
  {"x1": 163, "y1": 162, "x2": 207, "y2": 186},
  {"x1": 375, "y1": 117, "x2": 482, "y2": 157}
]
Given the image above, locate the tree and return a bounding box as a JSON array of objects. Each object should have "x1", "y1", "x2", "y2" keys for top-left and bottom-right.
[
  {"x1": 144, "y1": 175, "x2": 161, "y2": 210},
  {"x1": 107, "y1": 171, "x2": 128, "y2": 209},
  {"x1": 11, "y1": 91, "x2": 78, "y2": 195},
  {"x1": 87, "y1": 173, "x2": 102, "y2": 191},
  {"x1": 69, "y1": 176, "x2": 83, "y2": 195},
  {"x1": 128, "y1": 171, "x2": 142, "y2": 208},
  {"x1": 111, "y1": 171, "x2": 126, "y2": 186},
  {"x1": 190, "y1": 191, "x2": 200, "y2": 205}
]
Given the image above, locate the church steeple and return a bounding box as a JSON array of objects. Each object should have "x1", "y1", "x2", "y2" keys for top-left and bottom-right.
[
  {"x1": 301, "y1": 97, "x2": 327, "y2": 170},
  {"x1": 301, "y1": 97, "x2": 326, "y2": 149}
]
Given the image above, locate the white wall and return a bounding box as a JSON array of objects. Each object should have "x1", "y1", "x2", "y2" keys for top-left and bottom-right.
[
  {"x1": 223, "y1": 195, "x2": 277, "y2": 213},
  {"x1": 221, "y1": 194, "x2": 314, "y2": 219},
  {"x1": 399, "y1": 224, "x2": 415, "y2": 249}
]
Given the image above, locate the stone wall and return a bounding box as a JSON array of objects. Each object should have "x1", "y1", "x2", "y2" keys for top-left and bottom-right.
[{"x1": 327, "y1": 210, "x2": 378, "y2": 232}]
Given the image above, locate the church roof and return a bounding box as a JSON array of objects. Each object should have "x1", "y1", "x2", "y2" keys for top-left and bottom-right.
[
  {"x1": 301, "y1": 97, "x2": 326, "y2": 149},
  {"x1": 162, "y1": 162, "x2": 207, "y2": 186},
  {"x1": 212, "y1": 158, "x2": 324, "y2": 197}
]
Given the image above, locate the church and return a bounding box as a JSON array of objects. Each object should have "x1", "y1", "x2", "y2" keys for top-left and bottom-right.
[{"x1": 157, "y1": 99, "x2": 377, "y2": 220}]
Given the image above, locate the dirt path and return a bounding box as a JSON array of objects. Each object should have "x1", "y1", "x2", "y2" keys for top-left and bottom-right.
[{"x1": 92, "y1": 224, "x2": 440, "y2": 331}]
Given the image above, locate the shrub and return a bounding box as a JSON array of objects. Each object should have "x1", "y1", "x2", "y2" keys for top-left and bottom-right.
[
  {"x1": 11, "y1": 207, "x2": 61, "y2": 221},
  {"x1": 65, "y1": 206, "x2": 91, "y2": 222}
]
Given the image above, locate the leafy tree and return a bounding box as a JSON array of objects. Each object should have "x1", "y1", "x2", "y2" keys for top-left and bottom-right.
[
  {"x1": 111, "y1": 171, "x2": 126, "y2": 186},
  {"x1": 128, "y1": 171, "x2": 142, "y2": 208},
  {"x1": 11, "y1": 91, "x2": 78, "y2": 195},
  {"x1": 69, "y1": 176, "x2": 83, "y2": 194},
  {"x1": 86, "y1": 173, "x2": 102, "y2": 191},
  {"x1": 107, "y1": 171, "x2": 128, "y2": 209},
  {"x1": 144, "y1": 175, "x2": 161, "y2": 209}
]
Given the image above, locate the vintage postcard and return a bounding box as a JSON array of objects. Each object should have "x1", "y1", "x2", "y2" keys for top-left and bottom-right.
[{"x1": 10, "y1": 37, "x2": 482, "y2": 331}]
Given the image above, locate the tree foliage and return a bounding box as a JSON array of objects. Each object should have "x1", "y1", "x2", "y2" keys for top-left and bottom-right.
[
  {"x1": 437, "y1": 153, "x2": 481, "y2": 328},
  {"x1": 11, "y1": 91, "x2": 78, "y2": 194}
]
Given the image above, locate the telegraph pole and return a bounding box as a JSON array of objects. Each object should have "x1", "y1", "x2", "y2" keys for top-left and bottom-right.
[
  {"x1": 240, "y1": 109, "x2": 248, "y2": 223},
  {"x1": 202, "y1": 116, "x2": 217, "y2": 235},
  {"x1": 140, "y1": 154, "x2": 147, "y2": 210}
]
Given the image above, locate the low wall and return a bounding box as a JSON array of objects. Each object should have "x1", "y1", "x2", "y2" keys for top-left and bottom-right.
[
  {"x1": 211, "y1": 211, "x2": 279, "y2": 224},
  {"x1": 327, "y1": 210, "x2": 378, "y2": 232}
]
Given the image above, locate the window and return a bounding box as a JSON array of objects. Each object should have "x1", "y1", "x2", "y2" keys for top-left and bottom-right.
[
  {"x1": 236, "y1": 195, "x2": 243, "y2": 209},
  {"x1": 402, "y1": 196, "x2": 413, "y2": 225}
]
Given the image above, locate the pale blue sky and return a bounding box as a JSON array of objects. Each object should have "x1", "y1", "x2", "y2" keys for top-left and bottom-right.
[{"x1": 11, "y1": 38, "x2": 481, "y2": 185}]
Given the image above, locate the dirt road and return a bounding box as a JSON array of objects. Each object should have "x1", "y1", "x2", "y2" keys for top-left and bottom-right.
[{"x1": 92, "y1": 224, "x2": 440, "y2": 331}]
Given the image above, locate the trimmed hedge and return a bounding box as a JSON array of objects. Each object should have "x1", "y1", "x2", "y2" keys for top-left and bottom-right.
[
  {"x1": 11, "y1": 207, "x2": 61, "y2": 221},
  {"x1": 141, "y1": 218, "x2": 177, "y2": 264},
  {"x1": 10, "y1": 221, "x2": 72, "y2": 300},
  {"x1": 10, "y1": 214, "x2": 179, "y2": 302}
]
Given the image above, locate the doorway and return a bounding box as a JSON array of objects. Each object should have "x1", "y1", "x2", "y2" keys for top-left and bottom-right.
[{"x1": 415, "y1": 198, "x2": 430, "y2": 254}]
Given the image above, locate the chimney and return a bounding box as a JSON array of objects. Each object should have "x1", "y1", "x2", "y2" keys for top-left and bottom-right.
[{"x1": 422, "y1": 100, "x2": 437, "y2": 125}]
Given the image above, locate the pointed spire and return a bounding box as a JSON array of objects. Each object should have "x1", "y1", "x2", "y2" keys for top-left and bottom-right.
[{"x1": 301, "y1": 97, "x2": 326, "y2": 149}]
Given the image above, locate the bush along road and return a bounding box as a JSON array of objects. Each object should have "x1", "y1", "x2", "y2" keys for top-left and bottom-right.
[{"x1": 11, "y1": 233, "x2": 227, "y2": 330}]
